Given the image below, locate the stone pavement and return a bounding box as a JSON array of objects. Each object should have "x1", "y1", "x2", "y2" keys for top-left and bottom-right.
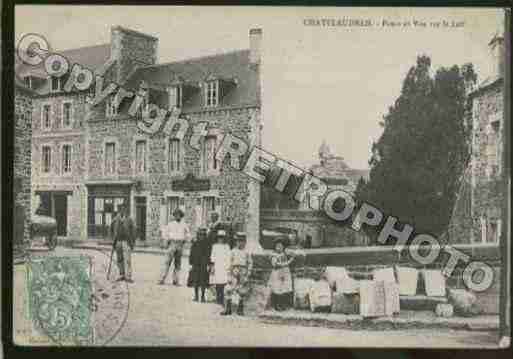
[{"x1": 13, "y1": 246, "x2": 502, "y2": 347}]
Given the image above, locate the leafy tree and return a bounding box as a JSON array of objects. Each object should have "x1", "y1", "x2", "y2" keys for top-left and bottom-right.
[{"x1": 357, "y1": 55, "x2": 476, "y2": 243}]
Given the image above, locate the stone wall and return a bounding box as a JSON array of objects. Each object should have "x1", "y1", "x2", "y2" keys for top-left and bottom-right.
[
  {"x1": 87, "y1": 106, "x2": 260, "y2": 243},
  {"x1": 249, "y1": 243, "x2": 501, "y2": 314},
  {"x1": 470, "y1": 82, "x2": 504, "y2": 242},
  {"x1": 261, "y1": 209, "x2": 368, "y2": 248},
  {"x1": 14, "y1": 86, "x2": 33, "y2": 253}
]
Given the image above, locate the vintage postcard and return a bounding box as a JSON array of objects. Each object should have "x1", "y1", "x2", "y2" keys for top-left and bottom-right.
[{"x1": 10, "y1": 5, "x2": 510, "y2": 348}]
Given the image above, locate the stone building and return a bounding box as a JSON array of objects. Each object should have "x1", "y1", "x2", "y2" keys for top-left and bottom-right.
[
  {"x1": 469, "y1": 34, "x2": 505, "y2": 244},
  {"x1": 17, "y1": 39, "x2": 114, "y2": 242},
  {"x1": 299, "y1": 140, "x2": 368, "y2": 209},
  {"x1": 14, "y1": 79, "x2": 35, "y2": 258},
  {"x1": 448, "y1": 33, "x2": 505, "y2": 244},
  {"x1": 19, "y1": 26, "x2": 262, "y2": 245}
]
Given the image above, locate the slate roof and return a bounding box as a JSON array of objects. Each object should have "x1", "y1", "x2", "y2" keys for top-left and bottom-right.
[
  {"x1": 16, "y1": 43, "x2": 111, "y2": 94},
  {"x1": 469, "y1": 74, "x2": 503, "y2": 97},
  {"x1": 124, "y1": 49, "x2": 259, "y2": 111}
]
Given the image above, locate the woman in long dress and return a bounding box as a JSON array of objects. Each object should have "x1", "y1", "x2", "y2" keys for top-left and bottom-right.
[
  {"x1": 189, "y1": 227, "x2": 211, "y2": 302},
  {"x1": 210, "y1": 230, "x2": 231, "y2": 305},
  {"x1": 268, "y1": 238, "x2": 294, "y2": 311}
]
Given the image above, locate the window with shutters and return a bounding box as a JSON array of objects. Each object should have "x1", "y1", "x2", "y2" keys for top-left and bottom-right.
[
  {"x1": 488, "y1": 219, "x2": 500, "y2": 243},
  {"x1": 105, "y1": 142, "x2": 116, "y2": 175},
  {"x1": 41, "y1": 104, "x2": 51, "y2": 130},
  {"x1": 201, "y1": 196, "x2": 217, "y2": 227},
  {"x1": 202, "y1": 136, "x2": 218, "y2": 175},
  {"x1": 42, "y1": 145, "x2": 52, "y2": 174},
  {"x1": 135, "y1": 140, "x2": 147, "y2": 174},
  {"x1": 62, "y1": 101, "x2": 73, "y2": 128},
  {"x1": 168, "y1": 138, "x2": 181, "y2": 174},
  {"x1": 62, "y1": 144, "x2": 72, "y2": 174}
]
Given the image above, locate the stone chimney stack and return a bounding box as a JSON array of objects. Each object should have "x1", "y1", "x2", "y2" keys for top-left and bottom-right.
[
  {"x1": 489, "y1": 34, "x2": 505, "y2": 79},
  {"x1": 249, "y1": 28, "x2": 262, "y2": 67},
  {"x1": 110, "y1": 26, "x2": 158, "y2": 84}
]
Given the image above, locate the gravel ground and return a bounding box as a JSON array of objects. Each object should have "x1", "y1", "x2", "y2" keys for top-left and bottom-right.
[{"x1": 13, "y1": 246, "x2": 501, "y2": 348}]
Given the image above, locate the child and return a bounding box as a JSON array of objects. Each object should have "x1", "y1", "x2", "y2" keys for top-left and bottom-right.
[
  {"x1": 210, "y1": 230, "x2": 231, "y2": 306},
  {"x1": 222, "y1": 233, "x2": 253, "y2": 316},
  {"x1": 268, "y1": 238, "x2": 295, "y2": 311}
]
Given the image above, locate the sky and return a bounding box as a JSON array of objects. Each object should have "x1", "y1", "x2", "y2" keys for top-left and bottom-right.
[{"x1": 15, "y1": 6, "x2": 505, "y2": 170}]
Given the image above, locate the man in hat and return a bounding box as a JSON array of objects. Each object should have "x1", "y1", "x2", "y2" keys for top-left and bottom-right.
[
  {"x1": 158, "y1": 208, "x2": 190, "y2": 285},
  {"x1": 222, "y1": 232, "x2": 253, "y2": 315},
  {"x1": 111, "y1": 203, "x2": 136, "y2": 282}
]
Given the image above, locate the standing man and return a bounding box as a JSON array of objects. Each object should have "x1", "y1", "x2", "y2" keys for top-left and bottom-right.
[
  {"x1": 158, "y1": 208, "x2": 190, "y2": 285},
  {"x1": 111, "y1": 204, "x2": 136, "y2": 283}
]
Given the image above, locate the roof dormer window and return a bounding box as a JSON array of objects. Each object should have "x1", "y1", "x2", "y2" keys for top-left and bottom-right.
[
  {"x1": 168, "y1": 85, "x2": 182, "y2": 109},
  {"x1": 205, "y1": 80, "x2": 219, "y2": 108},
  {"x1": 106, "y1": 94, "x2": 118, "y2": 118},
  {"x1": 50, "y1": 76, "x2": 62, "y2": 92},
  {"x1": 24, "y1": 76, "x2": 32, "y2": 89}
]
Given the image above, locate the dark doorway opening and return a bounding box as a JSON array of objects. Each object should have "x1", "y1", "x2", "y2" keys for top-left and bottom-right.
[
  {"x1": 54, "y1": 194, "x2": 68, "y2": 236},
  {"x1": 135, "y1": 196, "x2": 147, "y2": 242}
]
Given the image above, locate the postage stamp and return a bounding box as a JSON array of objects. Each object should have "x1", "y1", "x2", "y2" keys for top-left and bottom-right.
[
  {"x1": 27, "y1": 256, "x2": 94, "y2": 345},
  {"x1": 23, "y1": 251, "x2": 129, "y2": 346}
]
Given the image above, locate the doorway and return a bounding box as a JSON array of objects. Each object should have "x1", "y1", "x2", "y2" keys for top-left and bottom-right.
[
  {"x1": 54, "y1": 194, "x2": 68, "y2": 236},
  {"x1": 134, "y1": 196, "x2": 147, "y2": 242}
]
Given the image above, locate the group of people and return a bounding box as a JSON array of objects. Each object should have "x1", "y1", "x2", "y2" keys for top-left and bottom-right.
[
  {"x1": 110, "y1": 205, "x2": 298, "y2": 314},
  {"x1": 157, "y1": 209, "x2": 253, "y2": 315}
]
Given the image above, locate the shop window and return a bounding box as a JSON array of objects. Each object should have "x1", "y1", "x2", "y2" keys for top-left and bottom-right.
[
  {"x1": 42, "y1": 145, "x2": 52, "y2": 174},
  {"x1": 201, "y1": 196, "x2": 218, "y2": 227},
  {"x1": 62, "y1": 144, "x2": 72, "y2": 174}
]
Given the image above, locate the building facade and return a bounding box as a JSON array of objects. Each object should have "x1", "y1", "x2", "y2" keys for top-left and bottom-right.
[
  {"x1": 18, "y1": 26, "x2": 262, "y2": 245},
  {"x1": 469, "y1": 34, "x2": 505, "y2": 244},
  {"x1": 448, "y1": 34, "x2": 505, "y2": 244}
]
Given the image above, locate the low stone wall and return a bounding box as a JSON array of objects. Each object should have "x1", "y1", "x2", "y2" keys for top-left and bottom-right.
[{"x1": 248, "y1": 243, "x2": 501, "y2": 314}]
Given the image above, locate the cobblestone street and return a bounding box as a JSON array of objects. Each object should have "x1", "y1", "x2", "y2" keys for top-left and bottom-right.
[{"x1": 16, "y1": 247, "x2": 501, "y2": 348}]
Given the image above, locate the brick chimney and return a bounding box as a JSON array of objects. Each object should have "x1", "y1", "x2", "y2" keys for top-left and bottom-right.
[
  {"x1": 110, "y1": 26, "x2": 158, "y2": 84},
  {"x1": 489, "y1": 34, "x2": 504, "y2": 79},
  {"x1": 249, "y1": 28, "x2": 262, "y2": 67}
]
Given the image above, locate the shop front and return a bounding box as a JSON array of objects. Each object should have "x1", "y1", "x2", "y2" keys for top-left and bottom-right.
[{"x1": 86, "y1": 182, "x2": 133, "y2": 239}]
